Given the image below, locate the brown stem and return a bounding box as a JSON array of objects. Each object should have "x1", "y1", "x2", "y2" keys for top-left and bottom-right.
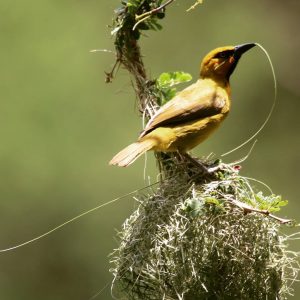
[
  {"x1": 230, "y1": 198, "x2": 291, "y2": 224},
  {"x1": 119, "y1": 39, "x2": 150, "y2": 113},
  {"x1": 105, "y1": 59, "x2": 120, "y2": 83}
]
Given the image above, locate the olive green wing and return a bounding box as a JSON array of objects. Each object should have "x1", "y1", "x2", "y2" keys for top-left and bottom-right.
[{"x1": 140, "y1": 81, "x2": 226, "y2": 138}]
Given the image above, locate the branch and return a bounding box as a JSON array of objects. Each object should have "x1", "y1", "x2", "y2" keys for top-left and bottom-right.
[
  {"x1": 229, "y1": 198, "x2": 292, "y2": 224},
  {"x1": 186, "y1": 0, "x2": 203, "y2": 12},
  {"x1": 135, "y1": 0, "x2": 174, "y2": 21}
]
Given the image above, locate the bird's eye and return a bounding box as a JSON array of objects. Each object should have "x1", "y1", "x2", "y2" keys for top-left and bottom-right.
[{"x1": 214, "y1": 50, "x2": 232, "y2": 59}]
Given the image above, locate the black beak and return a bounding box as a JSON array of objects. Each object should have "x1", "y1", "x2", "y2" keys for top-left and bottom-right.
[{"x1": 234, "y1": 43, "x2": 256, "y2": 58}]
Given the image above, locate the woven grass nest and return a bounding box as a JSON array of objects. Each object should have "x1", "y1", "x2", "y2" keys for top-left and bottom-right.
[{"x1": 110, "y1": 158, "x2": 298, "y2": 300}]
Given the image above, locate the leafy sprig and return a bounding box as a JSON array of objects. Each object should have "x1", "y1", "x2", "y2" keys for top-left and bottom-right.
[
  {"x1": 156, "y1": 71, "x2": 192, "y2": 105},
  {"x1": 245, "y1": 192, "x2": 288, "y2": 213},
  {"x1": 112, "y1": 0, "x2": 167, "y2": 39}
]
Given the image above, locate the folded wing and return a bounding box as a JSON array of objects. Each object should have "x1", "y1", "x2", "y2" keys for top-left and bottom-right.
[{"x1": 140, "y1": 80, "x2": 226, "y2": 138}]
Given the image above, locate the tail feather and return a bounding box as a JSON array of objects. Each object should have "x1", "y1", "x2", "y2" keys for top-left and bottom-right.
[{"x1": 109, "y1": 139, "x2": 155, "y2": 167}]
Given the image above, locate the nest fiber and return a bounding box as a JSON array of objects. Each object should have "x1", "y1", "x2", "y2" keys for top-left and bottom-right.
[{"x1": 110, "y1": 163, "x2": 298, "y2": 300}]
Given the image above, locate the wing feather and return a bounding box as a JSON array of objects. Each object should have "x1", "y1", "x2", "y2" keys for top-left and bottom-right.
[{"x1": 140, "y1": 80, "x2": 225, "y2": 138}]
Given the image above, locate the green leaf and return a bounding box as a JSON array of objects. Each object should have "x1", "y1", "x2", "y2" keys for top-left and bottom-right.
[
  {"x1": 183, "y1": 198, "x2": 205, "y2": 217},
  {"x1": 157, "y1": 71, "x2": 192, "y2": 88},
  {"x1": 151, "y1": 19, "x2": 163, "y2": 31},
  {"x1": 157, "y1": 12, "x2": 165, "y2": 19},
  {"x1": 278, "y1": 199, "x2": 288, "y2": 207},
  {"x1": 156, "y1": 71, "x2": 192, "y2": 105},
  {"x1": 126, "y1": 0, "x2": 139, "y2": 7},
  {"x1": 204, "y1": 197, "x2": 221, "y2": 206},
  {"x1": 249, "y1": 192, "x2": 288, "y2": 212}
]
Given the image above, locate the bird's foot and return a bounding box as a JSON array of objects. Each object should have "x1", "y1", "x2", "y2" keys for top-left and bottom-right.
[{"x1": 181, "y1": 153, "x2": 220, "y2": 176}]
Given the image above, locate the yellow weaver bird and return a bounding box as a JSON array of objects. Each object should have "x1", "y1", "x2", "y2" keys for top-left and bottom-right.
[{"x1": 110, "y1": 43, "x2": 256, "y2": 167}]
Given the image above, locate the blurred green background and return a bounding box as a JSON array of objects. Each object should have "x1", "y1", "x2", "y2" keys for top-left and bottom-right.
[{"x1": 0, "y1": 0, "x2": 299, "y2": 299}]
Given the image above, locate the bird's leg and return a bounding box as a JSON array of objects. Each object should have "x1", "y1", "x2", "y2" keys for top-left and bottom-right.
[
  {"x1": 180, "y1": 152, "x2": 210, "y2": 174},
  {"x1": 180, "y1": 152, "x2": 222, "y2": 175}
]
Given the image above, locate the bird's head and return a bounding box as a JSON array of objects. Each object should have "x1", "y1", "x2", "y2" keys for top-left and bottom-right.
[{"x1": 200, "y1": 43, "x2": 256, "y2": 82}]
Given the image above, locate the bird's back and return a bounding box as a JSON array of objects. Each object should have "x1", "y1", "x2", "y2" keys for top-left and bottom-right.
[{"x1": 140, "y1": 78, "x2": 231, "y2": 152}]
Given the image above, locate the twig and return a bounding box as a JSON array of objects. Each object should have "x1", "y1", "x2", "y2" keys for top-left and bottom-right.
[
  {"x1": 133, "y1": 0, "x2": 175, "y2": 31},
  {"x1": 229, "y1": 198, "x2": 291, "y2": 224},
  {"x1": 90, "y1": 49, "x2": 116, "y2": 54},
  {"x1": 105, "y1": 59, "x2": 121, "y2": 83},
  {"x1": 186, "y1": 0, "x2": 203, "y2": 12},
  {"x1": 132, "y1": 16, "x2": 152, "y2": 31},
  {"x1": 135, "y1": 0, "x2": 175, "y2": 21}
]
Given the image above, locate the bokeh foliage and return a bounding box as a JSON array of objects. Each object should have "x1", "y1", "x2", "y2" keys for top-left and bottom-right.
[{"x1": 0, "y1": 1, "x2": 299, "y2": 299}]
